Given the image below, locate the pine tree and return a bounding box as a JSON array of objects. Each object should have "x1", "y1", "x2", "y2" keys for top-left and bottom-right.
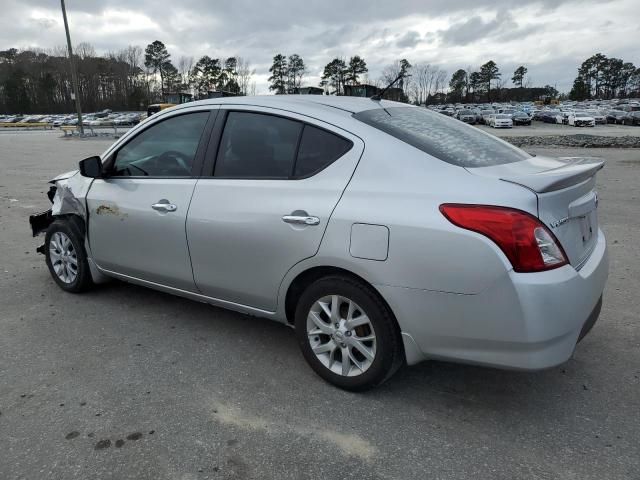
[
  {"x1": 144, "y1": 40, "x2": 171, "y2": 96},
  {"x1": 268, "y1": 54, "x2": 288, "y2": 94},
  {"x1": 346, "y1": 56, "x2": 368, "y2": 85}
]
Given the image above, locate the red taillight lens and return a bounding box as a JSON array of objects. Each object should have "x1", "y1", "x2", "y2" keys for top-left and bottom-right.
[{"x1": 439, "y1": 204, "x2": 568, "y2": 273}]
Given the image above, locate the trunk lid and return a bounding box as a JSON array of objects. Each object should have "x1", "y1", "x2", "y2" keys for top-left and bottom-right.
[{"x1": 467, "y1": 156, "x2": 604, "y2": 269}]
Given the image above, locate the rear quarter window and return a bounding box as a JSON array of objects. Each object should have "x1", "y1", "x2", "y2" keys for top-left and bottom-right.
[
  {"x1": 353, "y1": 106, "x2": 530, "y2": 168},
  {"x1": 294, "y1": 125, "x2": 353, "y2": 178}
]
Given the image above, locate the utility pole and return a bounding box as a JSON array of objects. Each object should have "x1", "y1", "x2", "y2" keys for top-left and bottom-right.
[{"x1": 60, "y1": 0, "x2": 84, "y2": 134}]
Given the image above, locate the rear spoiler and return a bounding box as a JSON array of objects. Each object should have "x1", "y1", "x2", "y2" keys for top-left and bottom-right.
[
  {"x1": 467, "y1": 156, "x2": 605, "y2": 194},
  {"x1": 499, "y1": 157, "x2": 604, "y2": 193}
]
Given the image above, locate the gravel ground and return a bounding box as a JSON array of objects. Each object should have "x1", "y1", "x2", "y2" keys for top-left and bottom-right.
[
  {"x1": 475, "y1": 122, "x2": 640, "y2": 148},
  {"x1": 476, "y1": 122, "x2": 640, "y2": 138},
  {"x1": 506, "y1": 135, "x2": 640, "y2": 148},
  {"x1": 1, "y1": 131, "x2": 639, "y2": 480}
]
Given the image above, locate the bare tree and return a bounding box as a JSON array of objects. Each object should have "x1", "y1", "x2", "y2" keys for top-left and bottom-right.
[
  {"x1": 409, "y1": 62, "x2": 436, "y2": 105},
  {"x1": 75, "y1": 42, "x2": 95, "y2": 60},
  {"x1": 177, "y1": 55, "x2": 194, "y2": 88},
  {"x1": 380, "y1": 59, "x2": 413, "y2": 99},
  {"x1": 433, "y1": 69, "x2": 448, "y2": 99},
  {"x1": 49, "y1": 45, "x2": 68, "y2": 58},
  {"x1": 236, "y1": 57, "x2": 255, "y2": 95}
]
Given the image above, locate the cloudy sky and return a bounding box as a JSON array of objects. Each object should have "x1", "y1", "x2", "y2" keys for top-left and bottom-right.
[{"x1": 2, "y1": 0, "x2": 638, "y2": 94}]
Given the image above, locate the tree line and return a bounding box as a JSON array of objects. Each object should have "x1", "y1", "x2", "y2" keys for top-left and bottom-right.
[
  {"x1": 267, "y1": 53, "x2": 639, "y2": 105},
  {"x1": 267, "y1": 55, "x2": 549, "y2": 104},
  {"x1": 569, "y1": 53, "x2": 639, "y2": 100},
  {"x1": 3, "y1": 41, "x2": 639, "y2": 114},
  {"x1": 0, "y1": 40, "x2": 256, "y2": 114}
]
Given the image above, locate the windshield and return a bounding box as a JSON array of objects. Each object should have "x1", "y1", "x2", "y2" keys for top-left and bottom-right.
[
  {"x1": 575, "y1": 113, "x2": 589, "y2": 117},
  {"x1": 353, "y1": 106, "x2": 529, "y2": 168}
]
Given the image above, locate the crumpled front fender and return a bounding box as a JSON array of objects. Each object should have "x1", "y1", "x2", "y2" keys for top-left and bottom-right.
[
  {"x1": 29, "y1": 170, "x2": 93, "y2": 236},
  {"x1": 50, "y1": 169, "x2": 92, "y2": 218}
]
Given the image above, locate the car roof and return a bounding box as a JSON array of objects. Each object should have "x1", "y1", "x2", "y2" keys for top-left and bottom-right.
[{"x1": 186, "y1": 95, "x2": 403, "y2": 115}]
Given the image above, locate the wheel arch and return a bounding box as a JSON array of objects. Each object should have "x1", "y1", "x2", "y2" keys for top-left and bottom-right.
[
  {"x1": 283, "y1": 265, "x2": 398, "y2": 331},
  {"x1": 54, "y1": 212, "x2": 86, "y2": 236}
]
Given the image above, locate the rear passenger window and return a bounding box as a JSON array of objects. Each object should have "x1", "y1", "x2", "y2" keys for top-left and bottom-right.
[
  {"x1": 294, "y1": 126, "x2": 353, "y2": 178},
  {"x1": 215, "y1": 112, "x2": 302, "y2": 178}
]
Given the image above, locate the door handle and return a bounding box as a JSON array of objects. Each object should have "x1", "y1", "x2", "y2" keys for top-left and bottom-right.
[
  {"x1": 282, "y1": 215, "x2": 320, "y2": 226},
  {"x1": 151, "y1": 201, "x2": 177, "y2": 212}
]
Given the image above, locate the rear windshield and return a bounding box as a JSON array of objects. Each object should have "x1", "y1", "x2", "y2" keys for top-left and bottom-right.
[{"x1": 353, "y1": 106, "x2": 529, "y2": 168}]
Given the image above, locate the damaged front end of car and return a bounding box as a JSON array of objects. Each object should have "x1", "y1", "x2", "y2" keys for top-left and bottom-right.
[{"x1": 29, "y1": 169, "x2": 93, "y2": 248}]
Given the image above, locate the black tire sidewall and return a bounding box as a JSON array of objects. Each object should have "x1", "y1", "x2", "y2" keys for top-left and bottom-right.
[
  {"x1": 294, "y1": 276, "x2": 401, "y2": 391},
  {"x1": 45, "y1": 219, "x2": 92, "y2": 293}
]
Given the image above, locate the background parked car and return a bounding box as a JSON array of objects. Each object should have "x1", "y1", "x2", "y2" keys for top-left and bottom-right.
[
  {"x1": 456, "y1": 110, "x2": 477, "y2": 124},
  {"x1": 567, "y1": 112, "x2": 595, "y2": 127},
  {"x1": 554, "y1": 111, "x2": 568, "y2": 125},
  {"x1": 481, "y1": 110, "x2": 494, "y2": 124},
  {"x1": 606, "y1": 110, "x2": 627, "y2": 124},
  {"x1": 586, "y1": 110, "x2": 607, "y2": 124},
  {"x1": 512, "y1": 111, "x2": 532, "y2": 126},
  {"x1": 488, "y1": 113, "x2": 513, "y2": 128},
  {"x1": 622, "y1": 111, "x2": 640, "y2": 126}
]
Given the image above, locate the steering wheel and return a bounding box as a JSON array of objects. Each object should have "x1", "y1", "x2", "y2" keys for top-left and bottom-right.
[{"x1": 155, "y1": 150, "x2": 192, "y2": 175}]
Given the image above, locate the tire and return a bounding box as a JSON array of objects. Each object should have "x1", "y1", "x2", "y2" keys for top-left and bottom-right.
[
  {"x1": 294, "y1": 275, "x2": 404, "y2": 391},
  {"x1": 45, "y1": 218, "x2": 93, "y2": 293}
]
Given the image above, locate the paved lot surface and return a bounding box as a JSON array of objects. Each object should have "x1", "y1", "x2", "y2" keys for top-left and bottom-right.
[
  {"x1": 476, "y1": 122, "x2": 640, "y2": 137},
  {"x1": 1, "y1": 131, "x2": 639, "y2": 479}
]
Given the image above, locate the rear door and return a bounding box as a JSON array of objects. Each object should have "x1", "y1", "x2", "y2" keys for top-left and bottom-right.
[
  {"x1": 186, "y1": 107, "x2": 364, "y2": 311},
  {"x1": 87, "y1": 109, "x2": 215, "y2": 291}
]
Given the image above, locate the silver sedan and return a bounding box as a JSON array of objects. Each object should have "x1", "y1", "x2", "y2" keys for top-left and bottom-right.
[{"x1": 30, "y1": 96, "x2": 608, "y2": 390}]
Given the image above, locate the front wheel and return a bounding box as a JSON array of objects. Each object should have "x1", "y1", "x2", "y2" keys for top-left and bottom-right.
[
  {"x1": 295, "y1": 275, "x2": 404, "y2": 391},
  {"x1": 45, "y1": 219, "x2": 93, "y2": 293}
]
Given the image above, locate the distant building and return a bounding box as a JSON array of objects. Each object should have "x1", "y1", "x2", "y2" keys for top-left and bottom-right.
[
  {"x1": 289, "y1": 86, "x2": 324, "y2": 95},
  {"x1": 206, "y1": 90, "x2": 239, "y2": 99},
  {"x1": 343, "y1": 84, "x2": 406, "y2": 102},
  {"x1": 164, "y1": 92, "x2": 193, "y2": 104}
]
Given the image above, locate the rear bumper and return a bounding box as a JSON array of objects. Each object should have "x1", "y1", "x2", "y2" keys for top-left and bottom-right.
[{"x1": 379, "y1": 229, "x2": 609, "y2": 369}]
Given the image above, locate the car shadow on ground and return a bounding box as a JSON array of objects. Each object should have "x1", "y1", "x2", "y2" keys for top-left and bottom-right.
[{"x1": 84, "y1": 278, "x2": 579, "y2": 414}]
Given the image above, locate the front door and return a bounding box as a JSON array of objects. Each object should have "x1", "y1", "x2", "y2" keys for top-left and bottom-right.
[
  {"x1": 186, "y1": 108, "x2": 364, "y2": 311},
  {"x1": 87, "y1": 110, "x2": 212, "y2": 291}
]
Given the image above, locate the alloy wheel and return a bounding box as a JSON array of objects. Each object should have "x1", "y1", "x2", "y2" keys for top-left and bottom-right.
[
  {"x1": 306, "y1": 295, "x2": 377, "y2": 377},
  {"x1": 49, "y1": 231, "x2": 78, "y2": 284}
]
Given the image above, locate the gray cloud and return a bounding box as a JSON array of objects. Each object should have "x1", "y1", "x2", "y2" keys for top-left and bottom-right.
[
  {"x1": 438, "y1": 12, "x2": 519, "y2": 46},
  {"x1": 0, "y1": 0, "x2": 637, "y2": 94},
  {"x1": 396, "y1": 31, "x2": 422, "y2": 48},
  {"x1": 29, "y1": 17, "x2": 57, "y2": 30}
]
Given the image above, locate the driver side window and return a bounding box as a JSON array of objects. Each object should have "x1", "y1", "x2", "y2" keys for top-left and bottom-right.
[{"x1": 112, "y1": 111, "x2": 209, "y2": 177}]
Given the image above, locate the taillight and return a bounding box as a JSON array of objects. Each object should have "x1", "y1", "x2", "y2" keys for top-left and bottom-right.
[{"x1": 439, "y1": 204, "x2": 568, "y2": 273}]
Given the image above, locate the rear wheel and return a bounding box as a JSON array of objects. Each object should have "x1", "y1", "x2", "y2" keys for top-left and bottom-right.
[
  {"x1": 45, "y1": 219, "x2": 93, "y2": 293},
  {"x1": 295, "y1": 275, "x2": 404, "y2": 391}
]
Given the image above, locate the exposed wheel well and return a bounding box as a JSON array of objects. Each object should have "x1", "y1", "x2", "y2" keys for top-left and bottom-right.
[
  {"x1": 55, "y1": 213, "x2": 86, "y2": 237},
  {"x1": 284, "y1": 266, "x2": 397, "y2": 329}
]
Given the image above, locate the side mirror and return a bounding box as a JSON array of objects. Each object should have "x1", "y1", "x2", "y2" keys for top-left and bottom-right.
[{"x1": 79, "y1": 156, "x2": 103, "y2": 178}]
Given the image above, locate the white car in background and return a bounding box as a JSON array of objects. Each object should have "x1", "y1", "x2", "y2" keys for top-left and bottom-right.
[
  {"x1": 488, "y1": 114, "x2": 513, "y2": 128},
  {"x1": 586, "y1": 110, "x2": 606, "y2": 125},
  {"x1": 481, "y1": 110, "x2": 495, "y2": 124},
  {"x1": 568, "y1": 112, "x2": 596, "y2": 127},
  {"x1": 554, "y1": 111, "x2": 569, "y2": 125}
]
